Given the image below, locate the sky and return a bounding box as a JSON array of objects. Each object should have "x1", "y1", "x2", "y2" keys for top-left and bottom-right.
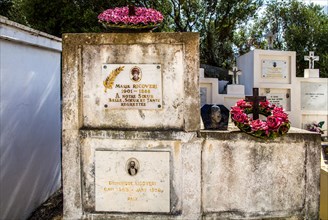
[{"x1": 301, "y1": 0, "x2": 328, "y2": 13}]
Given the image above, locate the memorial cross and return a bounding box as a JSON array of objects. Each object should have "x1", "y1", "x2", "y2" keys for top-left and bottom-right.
[
  {"x1": 228, "y1": 66, "x2": 242, "y2": 84},
  {"x1": 245, "y1": 88, "x2": 266, "y2": 120},
  {"x1": 265, "y1": 31, "x2": 276, "y2": 50},
  {"x1": 304, "y1": 51, "x2": 319, "y2": 69}
]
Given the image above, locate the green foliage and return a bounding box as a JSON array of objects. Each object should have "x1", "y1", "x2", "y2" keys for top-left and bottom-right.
[
  {"x1": 0, "y1": 0, "x2": 13, "y2": 17},
  {"x1": 237, "y1": 0, "x2": 328, "y2": 77},
  {"x1": 2, "y1": 0, "x2": 327, "y2": 78}
]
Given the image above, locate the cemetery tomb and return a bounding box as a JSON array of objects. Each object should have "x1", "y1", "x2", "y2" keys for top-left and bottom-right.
[{"x1": 62, "y1": 33, "x2": 320, "y2": 220}]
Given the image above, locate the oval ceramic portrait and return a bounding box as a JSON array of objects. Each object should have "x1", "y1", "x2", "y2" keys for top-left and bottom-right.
[
  {"x1": 130, "y1": 66, "x2": 142, "y2": 82},
  {"x1": 125, "y1": 158, "x2": 139, "y2": 176}
]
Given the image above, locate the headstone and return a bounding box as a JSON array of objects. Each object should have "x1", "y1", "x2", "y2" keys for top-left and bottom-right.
[
  {"x1": 95, "y1": 151, "x2": 170, "y2": 212},
  {"x1": 262, "y1": 88, "x2": 290, "y2": 110},
  {"x1": 301, "y1": 82, "x2": 328, "y2": 111},
  {"x1": 201, "y1": 104, "x2": 229, "y2": 130},
  {"x1": 261, "y1": 60, "x2": 288, "y2": 79}
]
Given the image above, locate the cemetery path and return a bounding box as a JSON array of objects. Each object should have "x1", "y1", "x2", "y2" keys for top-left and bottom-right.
[{"x1": 28, "y1": 188, "x2": 63, "y2": 220}]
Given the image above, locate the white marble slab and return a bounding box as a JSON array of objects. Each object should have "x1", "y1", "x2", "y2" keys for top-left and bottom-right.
[{"x1": 95, "y1": 151, "x2": 170, "y2": 212}]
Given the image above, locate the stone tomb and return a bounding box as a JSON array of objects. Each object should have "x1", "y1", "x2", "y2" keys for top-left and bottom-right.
[
  {"x1": 63, "y1": 33, "x2": 320, "y2": 220},
  {"x1": 62, "y1": 33, "x2": 201, "y2": 219}
]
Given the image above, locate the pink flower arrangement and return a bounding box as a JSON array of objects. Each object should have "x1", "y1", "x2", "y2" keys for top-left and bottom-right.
[
  {"x1": 98, "y1": 6, "x2": 163, "y2": 27},
  {"x1": 231, "y1": 99, "x2": 290, "y2": 139}
]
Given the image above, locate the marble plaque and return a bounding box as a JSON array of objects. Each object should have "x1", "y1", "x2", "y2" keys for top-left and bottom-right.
[
  {"x1": 95, "y1": 151, "x2": 170, "y2": 212},
  {"x1": 301, "y1": 82, "x2": 328, "y2": 111},
  {"x1": 102, "y1": 64, "x2": 162, "y2": 109},
  {"x1": 266, "y1": 93, "x2": 287, "y2": 109},
  {"x1": 261, "y1": 60, "x2": 288, "y2": 78}
]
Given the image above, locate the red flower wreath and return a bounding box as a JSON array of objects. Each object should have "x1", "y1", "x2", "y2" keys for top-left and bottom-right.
[{"x1": 231, "y1": 99, "x2": 291, "y2": 139}]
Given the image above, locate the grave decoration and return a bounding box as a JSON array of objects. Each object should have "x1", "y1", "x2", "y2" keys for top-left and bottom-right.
[
  {"x1": 305, "y1": 121, "x2": 325, "y2": 134},
  {"x1": 98, "y1": 5, "x2": 163, "y2": 32},
  {"x1": 231, "y1": 88, "x2": 290, "y2": 140},
  {"x1": 201, "y1": 104, "x2": 230, "y2": 130}
]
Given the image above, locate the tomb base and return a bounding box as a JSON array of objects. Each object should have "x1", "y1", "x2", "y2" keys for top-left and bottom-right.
[
  {"x1": 63, "y1": 128, "x2": 320, "y2": 220},
  {"x1": 227, "y1": 84, "x2": 245, "y2": 95},
  {"x1": 304, "y1": 69, "x2": 320, "y2": 78}
]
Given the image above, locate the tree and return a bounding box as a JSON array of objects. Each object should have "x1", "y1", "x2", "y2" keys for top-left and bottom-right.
[
  {"x1": 0, "y1": 0, "x2": 13, "y2": 18},
  {"x1": 3, "y1": 0, "x2": 262, "y2": 72},
  {"x1": 236, "y1": 0, "x2": 328, "y2": 77}
]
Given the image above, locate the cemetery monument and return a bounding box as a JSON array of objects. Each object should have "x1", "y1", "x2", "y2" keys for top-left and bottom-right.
[{"x1": 62, "y1": 6, "x2": 321, "y2": 219}]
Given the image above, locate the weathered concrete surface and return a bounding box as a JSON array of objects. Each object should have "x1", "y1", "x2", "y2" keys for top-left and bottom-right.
[
  {"x1": 62, "y1": 128, "x2": 320, "y2": 220},
  {"x1": 62, "y1": 33, "x2": 200, "y2": 132},
  {"x1": 201, "y1": 127, "x2": 321, "y2": 220},
  {"x1": 62, "y1": 33, "x2": 320, "y2": 220},
  {"x1": 79, "y1": 130, "x2": 202, "y2": 220}
]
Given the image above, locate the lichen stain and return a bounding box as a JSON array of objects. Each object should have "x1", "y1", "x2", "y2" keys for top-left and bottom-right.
[
  {"x1": 249, "y1": 144, "x2": 273, "y2": 172},
  {"x1": 208, "y1": 143, "x2": 213, "y2": 153},
  {"x1": 138, "y1": 110, "x2": 145, "y2": 120},
  {"x1": 174, "y1": 142, "x2": 180, "y2": 157}
]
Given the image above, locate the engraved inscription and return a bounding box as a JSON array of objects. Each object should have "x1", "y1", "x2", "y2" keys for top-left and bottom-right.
[
  {"x1": 95, "y1": 151, "x2": 170, "y2": 212},
  {"x1": 262, "y1": 60, "x2": 288, "y2": 78},
  {"x1": 102, "y1": 64, "x2": 162, "y2": 109}
]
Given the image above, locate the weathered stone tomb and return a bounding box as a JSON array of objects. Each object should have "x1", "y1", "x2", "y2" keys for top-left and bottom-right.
[{"x1": 62, "y1": 33, "x2": 320, "y2": 220}]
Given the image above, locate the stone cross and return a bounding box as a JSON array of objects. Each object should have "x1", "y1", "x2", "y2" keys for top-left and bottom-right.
[
  {"x1": 228, "y1": 66, "x2": 242, "y2": 84},
  {"x1": 265, "y1": 31, "x2": 276, "y2": 50},
  {"x1": 304, "y1": 51, "x2": 319, "y2": 69},
  {"x1": 245, "y1": 88, "x2": 266, "y2": 120}
]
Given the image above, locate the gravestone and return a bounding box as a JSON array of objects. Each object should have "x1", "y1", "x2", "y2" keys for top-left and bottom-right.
[
  {"x1": 201, "y1": 104, "x2": 229, "y2": 130},
  {"x1": 95, "y1": 151, "x2": 170, "y2": 212}
]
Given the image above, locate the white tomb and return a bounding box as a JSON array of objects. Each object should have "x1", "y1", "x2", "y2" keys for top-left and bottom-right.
[{"x1": 237, "y1": 49, "x2": 327, "y2": 135}]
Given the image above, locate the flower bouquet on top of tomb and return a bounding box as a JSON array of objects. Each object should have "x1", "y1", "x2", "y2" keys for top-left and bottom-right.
[
  {"x1": 230, "y1": 99, "x2": 291, "y2": 140},
  {"x1": 98, "y1": 5, "x2": 164, "y2": 32}
]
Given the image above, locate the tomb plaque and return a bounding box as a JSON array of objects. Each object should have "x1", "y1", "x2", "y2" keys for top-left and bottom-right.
[
  {"x1": 266, "y1": 93, "x2": 287, "y2": 109},
  {"x1": 102, "y1": 64, "x2": 162, "y2": 109},
  {"x1": 95, "y1": 151, "x2": 170, "y2": 213},
  {"x1": 261, "y1": 60, "x2": 288, "y2": 78},
  {"x1": 301, "y1": 82, "x2": 328, "y2": 111}
]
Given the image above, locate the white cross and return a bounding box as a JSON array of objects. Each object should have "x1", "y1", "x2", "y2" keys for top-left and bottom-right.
[
  {"x1": 229, "y1": 66, "x2": 242, "y2": 84},
  {"x1": 265, "y1": 31, "x2": 276, "y2": 50},
  {"x1": 304, "y1": 51, "x2": 319, "y2": 69}
]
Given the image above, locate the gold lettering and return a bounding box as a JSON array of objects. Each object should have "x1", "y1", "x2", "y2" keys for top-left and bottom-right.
[
  {"x1": 115, "y1": 84, "x2": 130, "y2": 88},
  {"x1": 108, "y1": 98, "x2": 122, "y2": 102},
  {"x1": 122, "y1": 95, "x2": 136, "y2": 98},
  {"x1": 133, "y1": 84, "x2": 157, "y2": 89}
]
